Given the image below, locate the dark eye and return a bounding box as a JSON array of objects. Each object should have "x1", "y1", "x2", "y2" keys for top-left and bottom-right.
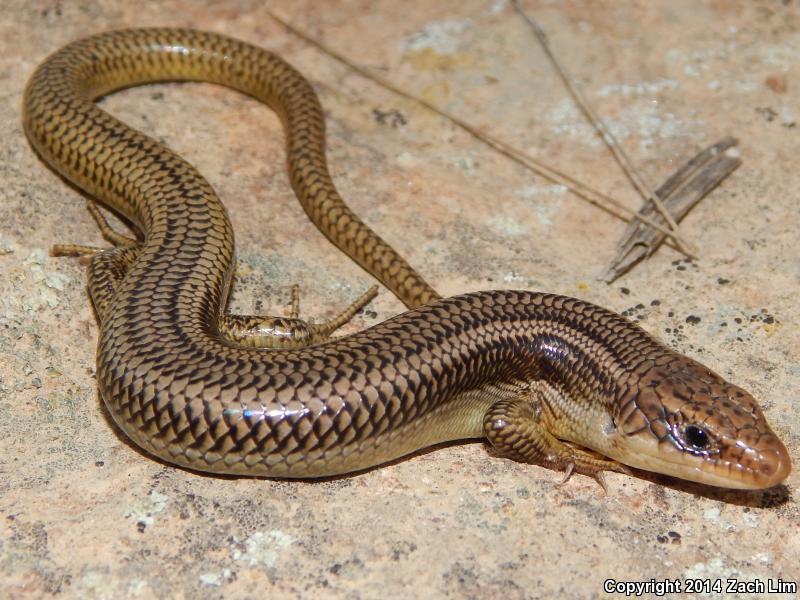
[{"x1": 684, "y1": 425, "x2": 710, "y2": 450}]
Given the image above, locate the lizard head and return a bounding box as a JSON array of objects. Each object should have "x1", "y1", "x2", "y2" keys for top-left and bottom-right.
[{"x1": 611, "y1": 356, "x2": 790, "y2": 489}]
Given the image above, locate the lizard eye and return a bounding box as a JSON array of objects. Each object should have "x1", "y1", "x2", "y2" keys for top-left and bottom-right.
[{"x1": 683, "y1": 424, "x2": 710, "y2": 451}]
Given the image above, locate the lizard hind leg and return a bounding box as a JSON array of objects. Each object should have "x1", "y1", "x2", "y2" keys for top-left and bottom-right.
[
  {"x1": 51, "y1": 200, "x2": 139, "y2": 263},
  {"x1": 51, "y1": 200, "x2": 141, "y2": 320}
]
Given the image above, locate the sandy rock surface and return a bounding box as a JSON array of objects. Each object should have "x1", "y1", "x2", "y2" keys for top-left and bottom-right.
[{"x1": 1, "y1": 1, "x2": 797, "y2": 598}]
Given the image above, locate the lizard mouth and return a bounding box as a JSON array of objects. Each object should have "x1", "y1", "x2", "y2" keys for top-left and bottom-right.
[{"x1": 617, "y1": 432, "x2": 791, "y2": 490}]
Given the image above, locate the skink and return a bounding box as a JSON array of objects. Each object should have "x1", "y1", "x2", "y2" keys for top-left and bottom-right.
[{"x1": 23, "y1": 28, "x2": 790, "y2": 488}]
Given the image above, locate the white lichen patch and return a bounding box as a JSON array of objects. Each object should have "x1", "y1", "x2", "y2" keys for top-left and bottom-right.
[
  {"x1": 402, "y1": 20, "x2": 471, "y2": 54},
  {"x1": 486, "y1": 214, "x2": 527, "y2": 236},
  {"x1": 684, "y1": 556, "x2": 729, "y2": 580},
  {"x1": 751, "y1": 553, "x2": 773, "y2": 567},
  {"x1": 126, "y1": 579, "x2": 148, "y2": 596},
  {"x1": 775, "y1": 105, "x2": 795, "y2": 127},
  {"x1": 514, "y1": 184, "x2": 566, "y2": 226},
  {"x1": 483, "y1": 0, "x2": 506, "y2": 16},
  {"x1": 546, "y1": 99, "x2": 696, "y2": 150},
  {"x1": 502, "y1": 271, "x2": 526, "y2": 284},
  {"x1": 79, "y1": 570, "x2": 119, "y2": 599},
  {"x1": 395, "y1": 151, "x2": 419, "y2": 168},
  {"x1": 665, "y1": 43, "x2": 737, "y2": 78},
  {"x1": 703, "y1": 506, "x2": 721, "y2": 522},
  {"x1": 199, "y1": 572, "x2": 221, "y2": 586},
  {"x1": 232, "y1": 530, "x2": 294, "y2": 568},
  {"x1": 756, "y1": 33, "x2": 800, "y2": 69},
  {"x1": 742, "y1": 511, "x2": 759, "y2": 529},
  {"x1": 199, "y1": 568, "x2": 233, "y2": 586},
  {"x1": 123, "y1": 490, "x2": 169, "y2": 527},
  {"x1": 595, "y1": 78, "x2": 680, "y2": 97},
  {"x1": 684, "y1": 556, "x2": 742, "y2": 587},
  {"x1": 24, "y1": 248, "x2": 71, "y2": 310},
  {"x1": 701, "y1": 505, "x2": 738, "y2": 533},
  {"x1": 450, "y1": 154, "x2": 479, "y2": 174},
  {"x1": 0, "y1": 235, "x2": 15, "y2": 255}
]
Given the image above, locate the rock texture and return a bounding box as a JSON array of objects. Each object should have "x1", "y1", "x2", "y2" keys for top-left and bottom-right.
[{"x1": 1, "y1": 1, "x2": 797, "y2": 598}]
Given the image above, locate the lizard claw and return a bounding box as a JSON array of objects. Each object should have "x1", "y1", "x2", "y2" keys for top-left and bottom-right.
[{"x1": 556, "y1": 462, "x2": 576, "y2": 487}]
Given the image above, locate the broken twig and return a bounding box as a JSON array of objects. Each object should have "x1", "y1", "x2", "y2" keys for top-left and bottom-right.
[{"x1": 602, "y1": 138, "x2": 741, "y2": 282}]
